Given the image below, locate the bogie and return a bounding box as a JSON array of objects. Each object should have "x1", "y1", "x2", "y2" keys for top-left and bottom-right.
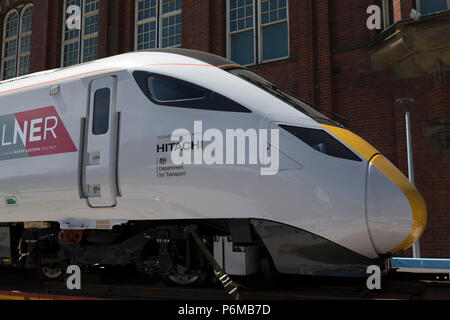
[{"x1": 0, "y1": 219, "x2": 269, "y2": 286}]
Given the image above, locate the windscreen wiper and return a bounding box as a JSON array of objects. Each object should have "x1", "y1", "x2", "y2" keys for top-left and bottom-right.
[
  {"x1": 268, "y1": 83, "x2": 348, "y2": 128},
  {"x1": 239, "y1": 75, "x2": 347, "y2": 127},
  {"x1": 239, "y1": 75, "x2": 308, "y2": 114}
]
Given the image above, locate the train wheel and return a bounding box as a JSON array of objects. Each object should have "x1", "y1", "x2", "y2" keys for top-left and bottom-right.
[
  {"x1": 163, "y1": 239, "x2": 211, "y2": 286},
  {"x1": 38, "y1": 264, "x2": 64, "y2": 281},
  {"x1": 165, "y1": 264, "x2": 209, "y2": 286}
]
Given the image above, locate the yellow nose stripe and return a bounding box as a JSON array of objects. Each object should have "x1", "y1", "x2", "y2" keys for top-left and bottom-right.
[
  {"x1": 370, "y1": 155, "x2": 427, "y2": 253},
  {"x1": 321, "y1": 124, "x2": 427, "y2": 253},
  {"x1": 321, "y1": 124, "x2": 379, "y2": 161}
]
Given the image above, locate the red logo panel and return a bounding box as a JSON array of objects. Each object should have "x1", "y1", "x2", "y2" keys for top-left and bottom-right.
[{"x1": 14, "y1": 106, "x2": 77, "y2": 157}]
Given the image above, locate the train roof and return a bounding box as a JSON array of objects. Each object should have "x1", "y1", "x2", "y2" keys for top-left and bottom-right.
[
  {"x1": 143, "y1": 48, "x2": 240, "y2": 70},
  {"x1": 0, "y1": 49, "x2": 242, "y2": 94}
]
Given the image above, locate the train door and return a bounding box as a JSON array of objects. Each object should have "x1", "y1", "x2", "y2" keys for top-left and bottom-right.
[{"x1": 81, "y1": 76, "x2": 120, "y2": 207}]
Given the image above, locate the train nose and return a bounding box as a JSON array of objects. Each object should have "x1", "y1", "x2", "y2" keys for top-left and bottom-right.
[{"x1": 366, "y1": 154, "x2": 427, "y2": 255}]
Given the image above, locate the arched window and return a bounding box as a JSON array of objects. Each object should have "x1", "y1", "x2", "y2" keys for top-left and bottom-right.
[
  {"x1": 62, "y1": 0, "x2": 99, "y2": 67},
  {"x1": 18, "y1": 5, "x2": 33, "y2": 76},
  {"x1": 1, "y1": 4, "x2": 33, "y2": 80},
  {"x1": 135, "y1": 0, "x2": 182, "y2": 50}
]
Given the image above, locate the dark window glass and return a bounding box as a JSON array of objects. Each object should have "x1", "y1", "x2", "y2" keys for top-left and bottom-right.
[
  {"x1": 231, "y1": 30, "x2": 255, "y2": 65},
  {"x1": 147, "y1": 76, "x2": 205, "y2": 102},
  {"x1": 280, "y1": 125, "x2": 361, "y2": 162},
  {"x1": 92, "y1": 88, "x2": 110, "y2": 135},
  {"x1": 133, "y1": 71, "x2": 251, "y2": 113},
  {"x1": 262, "y1": 22, "x2": 288, "y2": 61},
  {"x1": 420, "y1": 0, "x2": 448, "y2": 15}
]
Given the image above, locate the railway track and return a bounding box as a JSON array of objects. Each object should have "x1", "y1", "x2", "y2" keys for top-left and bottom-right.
[{"x1": 0, "y1": 266, "x2": 449, "y2": 300}]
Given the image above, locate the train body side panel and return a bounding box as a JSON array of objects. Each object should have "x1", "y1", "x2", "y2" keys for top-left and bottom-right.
[
  {"x1": 0, "y1": 79, "x2": 86, "y2": 221},
  {"x1": 114, "y1": 70, "x2": 262, "y2": 221},
  {"x1": 0, "y1": 54, "x2": 384, "y2": 261}
]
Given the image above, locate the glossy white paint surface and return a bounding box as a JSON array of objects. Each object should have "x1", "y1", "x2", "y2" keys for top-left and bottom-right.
[
  {"x1": 0, "y1": 51, "x2": 407, "y2": 259},
  {"x1": 84, "y1": 76, "x2": 119, "y2": 207},
  {"x1": 366, "y1": 162, "x2": 413, "y2": 255}
]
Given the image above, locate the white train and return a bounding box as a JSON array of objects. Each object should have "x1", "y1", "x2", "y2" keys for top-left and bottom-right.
[{"x1": 0, "y1": 49, "x2": 427, "y2": 283}]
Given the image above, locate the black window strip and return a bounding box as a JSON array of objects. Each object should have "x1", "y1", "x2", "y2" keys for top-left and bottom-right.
[
  {"x1": 280, "y1": 125, "x2": 362, "y2": 162},
  {"x1": 133, "y1": 71, "x2": 251, "y2": 113}
]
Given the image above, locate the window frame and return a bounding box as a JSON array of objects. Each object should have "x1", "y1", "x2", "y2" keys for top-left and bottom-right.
[
  {"x1": 92, "y1": 87, "x2": 111, "y2": 136},
  {"x1": 416, "y1": 0, "x2": 450, "y2": 14},
  {"x1": 134, "y1": 71, "x2": 210, "y2": 106},
  {"x1": 382, "y1": 0, "x2": 394, "y2": 29},
  {"x1": 17, "y1": 3, "x2": 34, "y2": 77},
  {"x1": 257, "y1": 0, "x2": 290, "y2": 64},
  {"x1": 80, "y1": 0, "x2": 99, "y2": 63},
  {"x1": 159, "y1": 0, "x2": 182, "y2": 48},
  {"x1": 17, "y1": 3, "x2": 33, "y2": 77},
  {"x1": 226, "y1": 0, "x2": 257, "y2": 67},
  {"x1": 133, "y1": 70, "x2": 252, "y2": 113},
  {"x1": 1, "y1": 9, "x2": 20, "y2": 80},
  {"x1": 147, "y1": 75, "x2": 207, "y2": 104},
  {"x1": 134, "y1": 0, "x2": 183, "y2": 51},
  {"x1": 226, "y1": 0, "x2": 290, "y2": 67},
  {"x1": 1, "y1": 4, "x2": 34, "y2": 80},
  {"x1": 61, "y1": 0, "x2": 81, "y2": 67},
  {"x1": 279, "y1": 124, "x2": 362, "y2": 162},
  {"x1": 61, "y1": 0, "x2": 99, "y2": 67},
  {"x1": 135, "y1": 0, "x2": 159, "y2": 50}
]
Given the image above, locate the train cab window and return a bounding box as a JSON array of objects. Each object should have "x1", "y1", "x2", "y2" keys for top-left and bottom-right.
[
  {"x1": 147, "y1": 76, "x2": 205, "y2": 102},
  {"x1": 92, "y1": 88, "x2": 111, "y2": 135},
  {"x1": 280, "y1": 125, "x2": 361, "y2": 162},
  {"x1": 133, "y1": 71, "x2": 251, "y2": 113}
]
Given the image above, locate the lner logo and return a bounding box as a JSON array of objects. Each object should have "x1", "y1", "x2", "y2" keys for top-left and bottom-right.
[{"x1": 0, "y1": 106, "x2": 77, "y2": 161}]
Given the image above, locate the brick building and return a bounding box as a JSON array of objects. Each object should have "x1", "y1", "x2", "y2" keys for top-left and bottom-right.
[{"x1": 0, "y1": 0, "x2": 448, "y2": 257}]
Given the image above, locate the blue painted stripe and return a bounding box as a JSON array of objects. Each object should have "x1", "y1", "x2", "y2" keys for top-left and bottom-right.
[{"x1": 391, "y1": 258, "x2": 450, "y2": 270}]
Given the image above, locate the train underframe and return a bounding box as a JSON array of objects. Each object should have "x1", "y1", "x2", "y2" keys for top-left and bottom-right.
[{"x1": 0, "y1": 219, "x2": 385, "y2": 284}]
